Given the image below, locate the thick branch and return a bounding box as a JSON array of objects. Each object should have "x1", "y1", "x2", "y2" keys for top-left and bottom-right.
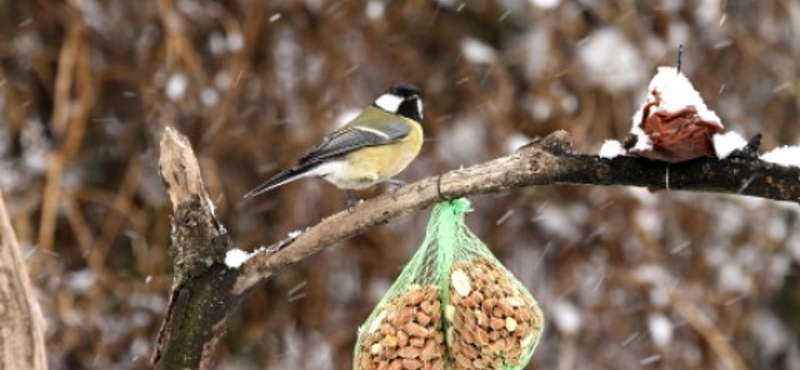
[
  {"x1": 154, "y1": 127, "x2": 237, "y2": 369},
  {"x1": 235, "y1": 130, "x2": 800, "y2": 293},
  {"x1": 0, "y1": 191, "x2": 48, "y2": 370},
  {"x1": 154, "y1": 128, "x2": 800, "y2": 368}
]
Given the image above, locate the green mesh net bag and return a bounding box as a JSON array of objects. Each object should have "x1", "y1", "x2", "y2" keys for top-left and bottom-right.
[{"x1": 354, "y1": 198, "x2": 545, "y2": 370}]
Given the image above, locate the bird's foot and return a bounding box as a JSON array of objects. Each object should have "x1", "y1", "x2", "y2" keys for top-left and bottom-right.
[
  {"x1": 344, "y1": 190, "x2": 361, "y2": 210},
  {"x1": 385, "y1": 179, "x2": 406, "y2": 200}
]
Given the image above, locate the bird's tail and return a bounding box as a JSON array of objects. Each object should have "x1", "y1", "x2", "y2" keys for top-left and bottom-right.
[{"x1": 243, "y1": 162, "x2": 320, "y2": 198}]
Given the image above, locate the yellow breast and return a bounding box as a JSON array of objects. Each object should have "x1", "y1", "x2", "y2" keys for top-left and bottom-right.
[{"x1": 322, "y1": 120, "x2": 423, "y2": 189}]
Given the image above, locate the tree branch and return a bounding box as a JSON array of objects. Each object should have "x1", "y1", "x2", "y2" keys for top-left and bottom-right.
[
  {"x1": 0, "y1": 190, "x2": 48, "y2": 370},
  {"x1": 155, "y1": 128, "x2": 800, "y2": 367},
  {"x1": 154, "y1": 127, "x2": 239, "y2": 369},
  {"x1": 235, "y1": 130, "x2": 800, "y2": 293}
]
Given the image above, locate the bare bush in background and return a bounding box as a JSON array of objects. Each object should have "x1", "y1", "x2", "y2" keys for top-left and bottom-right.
[{"x1": 1, "y1": 0, "x2": 799, "y2": 369}]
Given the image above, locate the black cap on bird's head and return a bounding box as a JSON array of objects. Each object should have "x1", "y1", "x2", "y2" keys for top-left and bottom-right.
[{"x1": 373, "y1": 83, "x2": 423, "y2": 122}]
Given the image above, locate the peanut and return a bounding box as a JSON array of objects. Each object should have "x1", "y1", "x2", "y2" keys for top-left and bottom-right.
[
  {"x1": 446, "y1": 257, "x2": 544, "y2": 370},
  {"x1": 356, "y1": 286, "x2": 446, "y2": 370}
]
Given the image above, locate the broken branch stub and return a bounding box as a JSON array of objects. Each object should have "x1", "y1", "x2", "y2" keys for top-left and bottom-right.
[{"x1": 154, "y1": 126, "x2": 239, "y2": 370}]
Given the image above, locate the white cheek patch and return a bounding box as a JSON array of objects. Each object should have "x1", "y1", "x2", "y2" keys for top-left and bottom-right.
[{"x1": 374, "y1": 93, "x2": 403, "y2": 113}]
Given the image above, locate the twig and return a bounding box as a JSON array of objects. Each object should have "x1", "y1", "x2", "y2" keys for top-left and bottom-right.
[
  {"x1": 93, "y1": 161, "x2": 140, "y2": 269},
  {"x1": 202, "y1": 0, "x2": 265, "y2": 143},
  {"x1": 670, "y1": 290, "x2": 751, "y2": 370},
  {"x1": 36, "y1": 8, "x2": 96, "y2": 268},
  {"x1": 157, "y1": 0, "x2": 206, "y2": 75},
  {"x1": 35, "y1": 11, "x2": 83, "y2": 267},
  {"x1": 63, "y1": 191, "x2": 95, "y2": 260},
  {"x1": 629, "y1": 266, "x2": 751, "y2": 370}
]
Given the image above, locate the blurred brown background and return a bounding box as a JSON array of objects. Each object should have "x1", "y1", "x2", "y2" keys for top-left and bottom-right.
[{"x1": 1, "y1": 0, "x2": 799, "y2": 369}]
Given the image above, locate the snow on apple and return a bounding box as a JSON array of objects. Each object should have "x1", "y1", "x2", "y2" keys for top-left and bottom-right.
[{"x1": 624, "y1": 67, "x2": 723, "y2": 162}]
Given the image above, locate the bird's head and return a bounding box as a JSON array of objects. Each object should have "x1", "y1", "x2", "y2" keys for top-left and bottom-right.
[{"x1": 373, "y1": 83, "x2": 423, "y2": 122}]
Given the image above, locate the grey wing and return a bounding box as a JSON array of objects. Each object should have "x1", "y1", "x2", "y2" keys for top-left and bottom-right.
[{"x1": 298, "y1": 119, "x2": 410, "y2": 164}]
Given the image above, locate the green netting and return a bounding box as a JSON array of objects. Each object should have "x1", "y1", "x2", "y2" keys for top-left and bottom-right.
[{"x1": 354, "y1": 199, "x2": 545, "y2": 370}]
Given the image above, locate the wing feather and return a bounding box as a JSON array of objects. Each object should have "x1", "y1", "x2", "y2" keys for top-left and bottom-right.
[{"x1": 298, "y1": 117, "x2": 410, "y2": 164}]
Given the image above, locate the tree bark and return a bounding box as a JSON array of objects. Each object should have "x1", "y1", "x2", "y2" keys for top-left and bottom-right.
[
  {"x1": 0, "y1": 190, "x2": 48, "y2": 370},
  {"x1": 153, "y1": 127, "x2": 240, "y2": 370}
]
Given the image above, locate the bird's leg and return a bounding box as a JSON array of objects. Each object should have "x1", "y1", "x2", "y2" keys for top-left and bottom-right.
[
  {"x1": 344, "y1": 190, "x2": 359, "y2": 210},
  {"x1": 385, "y1": 179, "x2": 406, "y2": 200},
  {"x1": 385, "y1": 179, "x2": 406, "y2": 188}
]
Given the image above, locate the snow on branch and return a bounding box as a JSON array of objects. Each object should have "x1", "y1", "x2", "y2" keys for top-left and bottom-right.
[
  {"x1": 235, "y1": 130, "x2": 800, "y2": 293},
  {"x1": 155, "y1": 127, "x2": 800, "y2": 368}
]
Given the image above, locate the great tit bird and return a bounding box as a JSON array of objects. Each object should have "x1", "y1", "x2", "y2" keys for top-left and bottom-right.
[{"x1": 244, "y1": 84, "x2": 424, "y2": 198}]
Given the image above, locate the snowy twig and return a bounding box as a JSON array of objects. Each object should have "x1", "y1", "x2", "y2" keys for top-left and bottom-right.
[
  {"x1": 236, "y1": 130, "x2": 800, "y2": 293},
  {"x1": 35, "y1": 13, "x2": 97, "y2": 271},
  {"x1": 156, "y1": 128, "x2": 800, "y2": 368}
]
